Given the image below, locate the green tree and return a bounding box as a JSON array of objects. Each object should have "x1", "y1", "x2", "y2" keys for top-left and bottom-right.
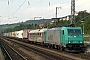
[{"x1": 75, "y1": 11, "x2": 90, "y2": 22}]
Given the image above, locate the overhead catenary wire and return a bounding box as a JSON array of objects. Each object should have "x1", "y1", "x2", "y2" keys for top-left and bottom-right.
[
  {"x1": 31, "y1": 0, "x2": 71, "y2": 19},
  {"x1": 38, "y1": 2, "x2": 70, "y2": 18},
  {"x1": 10, "y1": 0, "x2": 70, "y2": 20},
  {"x1": 18, "y1": 0, "x2": 44, "y2": 20},
  {"x1": 12, "y1": 0, "x2": 27, "y2": 17},
  {"x1": 6, "y1": 0, "x2": 90, "y2": 24},
  {"x1": 17, "y1": 0, "x2": 31, "y2": 22},
  {"x1": 26, "y1": 0, "x2": 90, "y2": 20},
  {"x1": 27, "y1": 1, "x2": 71, "y2": 20},
  {"x1": 15, "y1": 0, "x2": 44, "y2": 18},
  {"x1": 43, "y1": 0, "x2": 90, "y2": 18},
  {"x1": 11, "y1": 0, "x2": 74, "y2": 20}
]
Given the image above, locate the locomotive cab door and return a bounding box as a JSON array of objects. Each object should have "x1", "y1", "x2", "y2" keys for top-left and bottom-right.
[{"x1": 60, "y1": 30, "x2": 65, "y2": 46}]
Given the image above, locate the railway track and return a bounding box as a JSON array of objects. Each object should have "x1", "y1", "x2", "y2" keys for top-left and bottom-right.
[
  {"x1": 0, "y1": 39, "x2": 28, "y2": 60},
  {"x1": 1, "y1": 37, "x2": 65, "y2": 60},
  {"x1": 0, "y1": 42, "x2": 12, "y2": 60},
  {"x1": 2, "y1": 37, "x2": 88, "y2": 60},
  {"x1": 1, "y1": 37, "x2": 67, "y2": 60}
]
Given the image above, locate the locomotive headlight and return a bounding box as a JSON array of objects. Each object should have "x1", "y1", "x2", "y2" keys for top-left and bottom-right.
[
  {"x1": 74, "y1": 36, "x2": 76, "y2": 37},
  {"x1": 69, "y1": 41, "x2": 71, "y2": 43},
  {"x1": 80, "y1": 41, "x2": 82, "y2": 43}
]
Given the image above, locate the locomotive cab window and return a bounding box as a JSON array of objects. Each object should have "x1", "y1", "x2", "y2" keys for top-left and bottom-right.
[{"x1": 68, "y1": 29, "x2": 81, "y2": 35}]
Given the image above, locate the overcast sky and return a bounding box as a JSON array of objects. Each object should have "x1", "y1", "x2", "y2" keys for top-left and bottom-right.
[{"x1": 0, "y1": 0, "x2": 90, "y2": 25}]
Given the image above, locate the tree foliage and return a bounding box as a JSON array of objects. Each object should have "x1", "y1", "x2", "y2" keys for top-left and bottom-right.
[{"x1": 75, "y1": 11, "x2": 90, "y2": 35}]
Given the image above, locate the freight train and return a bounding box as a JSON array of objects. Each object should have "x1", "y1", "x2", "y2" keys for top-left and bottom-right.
[{"x1": 3, "y1": 27, "x2": 85, "y2": 52}]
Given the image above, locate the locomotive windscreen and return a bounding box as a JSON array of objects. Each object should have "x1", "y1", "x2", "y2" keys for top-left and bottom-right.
[{"x1": 68, "y1": 29, "x2": 81, "y2": 35}]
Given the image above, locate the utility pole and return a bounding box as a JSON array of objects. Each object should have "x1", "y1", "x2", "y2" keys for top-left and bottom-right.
[
  {"x1": 55, "y1": 7, "x2": 61, "y2": 27},
  {"x1": 71, "y1": 0, "x2": 75, "y2": 25},
  {"x1": 56, "y1": 7, "x2": 61, "y2": 18}
]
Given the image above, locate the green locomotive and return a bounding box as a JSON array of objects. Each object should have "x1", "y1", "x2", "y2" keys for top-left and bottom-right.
[{"x1": 44, "y1": 27, "x2": 84, "y2": 52}]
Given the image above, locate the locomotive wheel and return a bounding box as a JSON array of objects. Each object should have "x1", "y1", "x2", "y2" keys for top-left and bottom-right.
[{"x1": 61, "y1": 46, "x2": 65, "y2": 51}]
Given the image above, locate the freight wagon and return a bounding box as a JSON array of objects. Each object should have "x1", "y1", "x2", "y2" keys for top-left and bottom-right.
[
  {"x1": 29, "y1": 28, "x2": 47, "y2": 44},
  {"x1": 16, "y1": 30, "x2": 23, "y2": 39},
  {"x1": 22, "y1": 29, "x2": 30, "y2": 39}
]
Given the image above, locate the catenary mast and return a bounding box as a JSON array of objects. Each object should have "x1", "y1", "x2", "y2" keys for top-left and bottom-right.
[{"x1": 71, "y1": 0, "x2": 75, "y2": 25}]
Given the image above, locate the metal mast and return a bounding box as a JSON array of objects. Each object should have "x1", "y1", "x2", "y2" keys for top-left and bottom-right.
[{"x1": 71, "y1": 0, "x2": 75, "y2": 25}]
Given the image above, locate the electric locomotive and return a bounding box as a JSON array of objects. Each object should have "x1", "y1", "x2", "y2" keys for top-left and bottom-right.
[
  {"x1": 61, "y1": 27, "x2": 84, "y2": 52},
  {"x1": 44, "y1": 27, "x2": 84, "y2": 52}
]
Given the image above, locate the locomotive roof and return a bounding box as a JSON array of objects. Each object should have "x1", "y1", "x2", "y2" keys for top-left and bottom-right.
[
  {"x1": 48, "y1": 27, "x2": 61, "y2": 30},
  {"x1": 61, "y1": 27, "x2": 81, "y2": 29}
]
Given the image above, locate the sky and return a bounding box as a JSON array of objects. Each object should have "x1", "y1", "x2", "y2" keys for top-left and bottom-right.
[{"x1": 0, "y1": 0, "x2": 90, "y2": 25}]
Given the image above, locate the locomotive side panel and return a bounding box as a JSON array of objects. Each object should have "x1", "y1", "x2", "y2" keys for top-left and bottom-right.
[{"x1": 44, "y1": 28, "x2": 61, "y2": 45}]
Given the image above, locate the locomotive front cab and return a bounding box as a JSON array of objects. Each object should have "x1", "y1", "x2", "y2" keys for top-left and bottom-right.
[{"x1": 66, "y1": 27, "x2": 84, "y2": 52}]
